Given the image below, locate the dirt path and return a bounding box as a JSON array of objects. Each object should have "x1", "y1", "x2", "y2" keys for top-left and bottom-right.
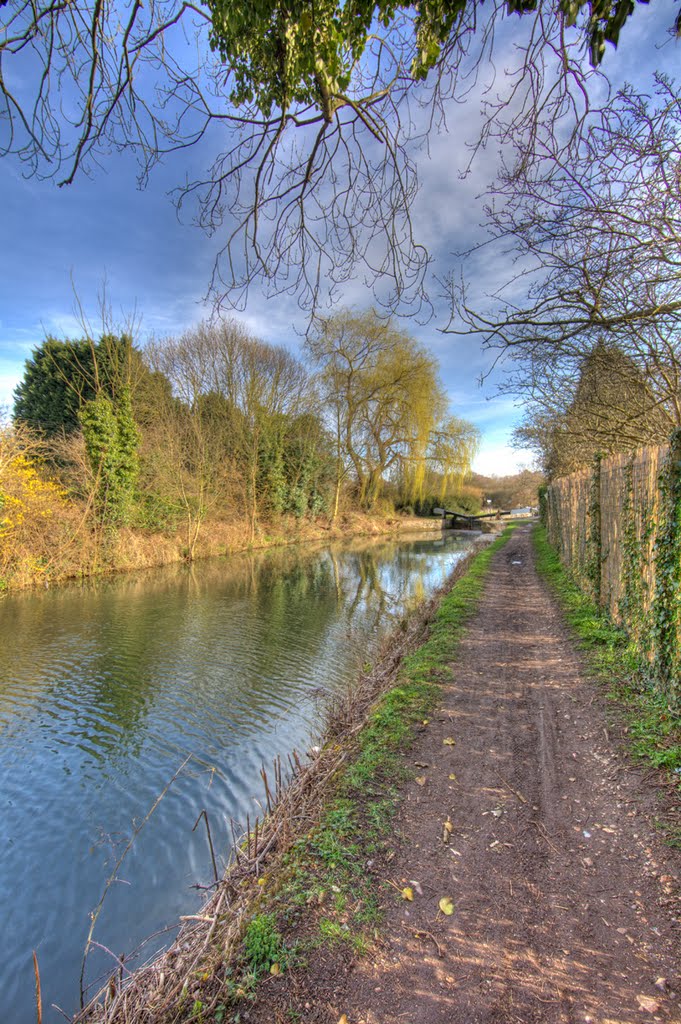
[{"x1": 253, "y1": 526, "x2": 680, "y2": 1024}]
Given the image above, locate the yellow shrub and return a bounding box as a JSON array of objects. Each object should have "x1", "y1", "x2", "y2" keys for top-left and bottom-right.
[{"x1": 0, "y1": 434, "x2": 73, "y2": 587}]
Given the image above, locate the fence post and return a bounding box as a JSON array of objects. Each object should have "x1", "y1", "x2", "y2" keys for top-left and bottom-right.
[
  {"x1": 588, "y1": 453, "x2": 603, "y2": 606},
  {"x1": 653, "y1": 429, "x2": 681, "y2": 708}
]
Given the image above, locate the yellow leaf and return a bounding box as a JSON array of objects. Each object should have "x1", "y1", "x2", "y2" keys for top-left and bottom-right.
[
  {"x1": 444, "y1": 818, "x2": 453, "y2": 834},
  {"x1": 449, "y1": 773, "x2": 457, "y2": 780},
  {"x1": 270, "y1": 962, "x2": 280, "y2": 976},
  {"x1": 422, "y1": 719, "x2": 429, "y2": 725},
  {"x1": 443, "y1": 737, "x2": 456, "y2": 746},
  {"x1": 415, "y1": 775, "x2": 426, "y2": 786},
  {"x1": 401, "y1": 886, "x2": 414, "y2": 901},
  {"x1": 438, "y1": 896, "x2": 455, "y2": 916},
  {"x1": 338, "y1": 1016, "x2": 349, "y2": 1024}
]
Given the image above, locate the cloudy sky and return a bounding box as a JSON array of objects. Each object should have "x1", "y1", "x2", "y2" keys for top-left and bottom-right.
[{"x1": 0, "y1": 1, "x2": 677, "y2": 475}]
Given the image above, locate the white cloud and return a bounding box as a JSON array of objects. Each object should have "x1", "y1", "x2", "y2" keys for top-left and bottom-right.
[{"x1": 473, "y1": 441, "x2": 535, "y2": 477}]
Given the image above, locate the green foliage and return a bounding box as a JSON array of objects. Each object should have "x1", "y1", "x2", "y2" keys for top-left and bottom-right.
[
  {"x1": 13, "y1": 335, "x2": 134, "y2": 436},
  {"x1": 80, "y1": 387, "x2": 140, "y2": 526},
  {"x1": 537, "y1": 484, "x2": 548, "y2": 524},
  {"x1": 243, "y1": 913, "x2": 286, "y2": 975},
  {"x1": 652, "y1": 431, "x2": 681, "y2": 708},
  {"x1": 207, "y1": 0, "x2": 639, "y2": 123},
  {"x1": 14, "y1": 338, "x2": 99, "y2": 435},
  {"x1": 619, "y1": 463, "x2": 655, "y2": 662},
  {"x1": 586, "y1": 453, "x2": 602, "y2": 604}
]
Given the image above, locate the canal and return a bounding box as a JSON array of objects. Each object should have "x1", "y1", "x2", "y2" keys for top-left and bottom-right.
[{"x1": 0, "y1": 531, "x2": 475, "y2": 1022}]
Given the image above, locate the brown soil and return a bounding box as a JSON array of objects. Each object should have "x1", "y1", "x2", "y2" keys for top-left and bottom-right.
[{"x1": 248, "y1": 525, "x2": 680, "y2": 1024}]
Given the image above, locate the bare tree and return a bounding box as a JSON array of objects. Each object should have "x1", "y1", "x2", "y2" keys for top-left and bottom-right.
[
  {"x1": 1, "y1": 0, "x2": 636, "y2": 313},
  {"x1": 449, "y1": 72, "x2": 681, "y2": 470},
  {"x1": 512, "y1": 340, "x2": 673, "y2": 475},
  {"x1": 147, "y1": 320, "x2": 313, "y2": 541}
]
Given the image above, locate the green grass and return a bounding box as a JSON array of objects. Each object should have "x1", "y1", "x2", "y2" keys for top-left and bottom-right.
[{"x1": 533, "y1": 524, "x2": 681, "y2": 787}]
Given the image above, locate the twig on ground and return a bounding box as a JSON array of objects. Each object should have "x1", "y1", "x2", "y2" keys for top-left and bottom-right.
[{"x1": 495, "y1": 772, "x2": 528, "y2": 804}]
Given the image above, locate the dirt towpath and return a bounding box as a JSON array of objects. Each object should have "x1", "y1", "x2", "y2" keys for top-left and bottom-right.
[{"x1": 253, "y1": 525, "x2": 680, "y2": 1024}]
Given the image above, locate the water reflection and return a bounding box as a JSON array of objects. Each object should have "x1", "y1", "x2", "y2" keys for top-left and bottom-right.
[{"x1": 0, "y1": 531, "x2": 473, "y2": 1023}]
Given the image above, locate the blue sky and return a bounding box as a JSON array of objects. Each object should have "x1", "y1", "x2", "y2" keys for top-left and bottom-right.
[{"x1": 1, "y1": 2, "x2": 678, "y2": 476}]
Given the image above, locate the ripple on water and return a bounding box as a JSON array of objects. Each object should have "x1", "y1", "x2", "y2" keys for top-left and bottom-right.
[{"x1": 0, "y1": 532, "x2": 474, "y2": 1023}]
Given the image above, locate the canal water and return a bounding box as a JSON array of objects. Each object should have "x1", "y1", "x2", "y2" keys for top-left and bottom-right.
[{"x1": 0, "y1": 531, "x2": 474, "y2": 1022}]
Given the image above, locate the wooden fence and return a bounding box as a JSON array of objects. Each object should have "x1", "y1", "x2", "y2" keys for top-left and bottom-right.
[{"x1": 545, "y1": 438, "x2": 680, "y2": 706}]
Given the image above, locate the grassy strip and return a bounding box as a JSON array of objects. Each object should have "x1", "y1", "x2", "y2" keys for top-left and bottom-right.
[
  {"x1": 533, "y1": 524, "x2": 681, "y2": 787},
  {"x1": 225, "y1": 528, "x2": 517, "y2": 1012}
]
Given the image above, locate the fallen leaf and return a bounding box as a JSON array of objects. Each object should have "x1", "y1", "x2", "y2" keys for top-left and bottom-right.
[
  {"x1": 270, "y1": 962, "x2": 280, "y2": 976},
  {"x1": 443, "y1": 818, "x2": 453, "y2": 834},
  {"x1": 338, "y1": 1016, "x2": 349, "y2": 1024},
  {"x1": 636, "y1": 995, "x2": 661, "y2": 1014},
  {"x1": 414, "y1": 761, "x2": 429, "y2": 768},
  {"x1": 410, "y1": 880, "x2": 424, "y2": 896},
  {"x1": 443, "y1": 738, "x2": 456, "y2": 746},
  {"x1": 448, "y1": 773, "x2": 457, "y2": 781},
  {"x1": 422, "y1": 719, "x2": 430, "y2": 725},
  {"x1": 401, "y1": 887, "x2": 414, "y2": 901},
  {"x1": 438, "y1": 896, "x2": 455, "y2": 916},
  {"x1": 415, "y1": 776, "x2": 427, "y2": 786}
]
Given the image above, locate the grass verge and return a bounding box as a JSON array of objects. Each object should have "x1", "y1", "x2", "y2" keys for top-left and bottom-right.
[{"x1": 533, "y1": 523, "x2": 681, "y2": 791}]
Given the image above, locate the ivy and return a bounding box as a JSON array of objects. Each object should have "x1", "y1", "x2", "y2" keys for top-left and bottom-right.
[
  {"x1": 619, "y1": 461, "x2": 655, "y2": 668},
  {"x1": 652, "y1": 430, "x2": 681, "y2": 709},
  {"x1": 586, "y1": 453, "x2": 602, "y2": 604},
  {"x1": 80, "y1": 387, "x2": 140, "y2": 527}
]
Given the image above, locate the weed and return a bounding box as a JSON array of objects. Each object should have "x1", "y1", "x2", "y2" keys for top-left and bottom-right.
[{"x1": 243, "y1": 913, "x2": 286, "y2": 976}]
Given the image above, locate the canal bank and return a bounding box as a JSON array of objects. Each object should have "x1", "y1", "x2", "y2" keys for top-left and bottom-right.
[
  {"x1": 73, "y1": 524, "x2": 680, "y2": 1024},
  {"x1": 1, "y1": 509, "x2": 444, "y2": 595}
]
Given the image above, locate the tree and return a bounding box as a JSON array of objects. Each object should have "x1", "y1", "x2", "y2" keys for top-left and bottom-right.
[
  {"x1": 13, "y1": 335, "x2": 143, "y2": 435},
  {"x1": 14, "y1": 338, "x2": 103, "y2": 435},
  {"x1": 79, "y1": 388, "x2": 141, "y2": 525},
  {"x1": 307, "y1": 308, "x2": 478, "y2": 510},
  {"x1": 451, "y1": 73, "x2": 681, "y2": 462},
  {"x1": 513, "y1": 341, "x2": 670, "y2": 476},
  {"x1": 427, "y1": 415, "x2": 481, "y2": 502},
  {"x1": 0, "y1": 0, "x2": 659, "y2": 313},
  {"x1": 146, "y1": 320, "x2": 318, "y2": 543}
]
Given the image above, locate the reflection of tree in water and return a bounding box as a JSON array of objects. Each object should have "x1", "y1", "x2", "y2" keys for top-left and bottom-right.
[{"x1": 0, "y1": 533, "x2": 469, "y2": 769}]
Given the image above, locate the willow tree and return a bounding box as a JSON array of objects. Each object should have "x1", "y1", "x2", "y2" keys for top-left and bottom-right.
[
  {"x1": 428, "y1": 416, "x2": 481, "y2": 502},
  {"x1": 307, "y1": 308, "x2": 477, "y2": 511}
]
